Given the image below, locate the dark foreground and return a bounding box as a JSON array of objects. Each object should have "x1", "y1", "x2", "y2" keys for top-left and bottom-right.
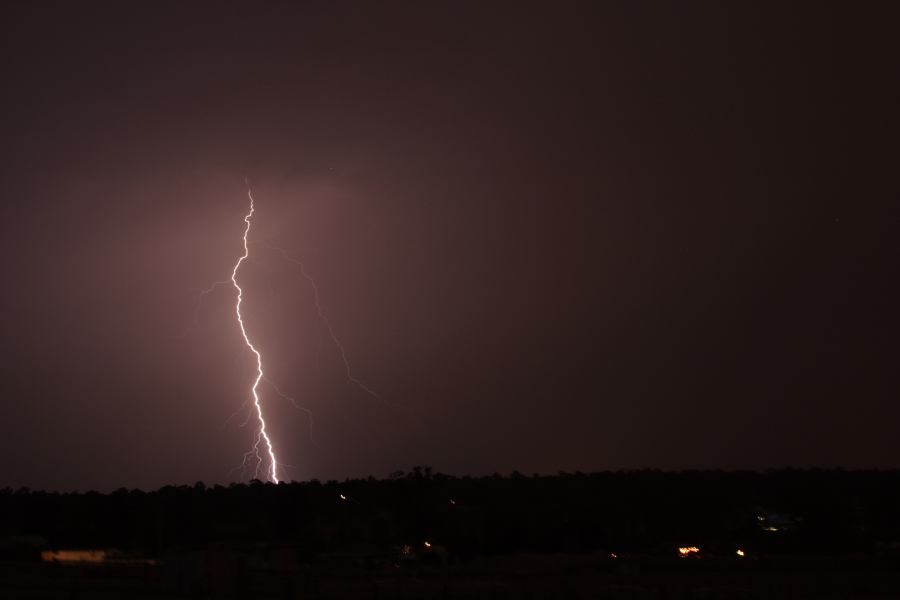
[
  {"x1": 2, "y1": 554, "x2": 900, "y2": 599},
  {"x1": 3, "y1": 470, "x2": 900, "y2": 598}
]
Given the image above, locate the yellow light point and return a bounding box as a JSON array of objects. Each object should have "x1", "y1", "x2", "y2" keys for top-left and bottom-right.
[
  {"x1": 340, "y1": 494, "x2": 347, "y2": 501},
  {"x1": 232, "y1": 187, "x2": 279, "y2": 484},
  {"x1": 678, "y1": 546, "x2": 700, "y2": 557},
  {"x1": 736, "y1": 549, "x2": 745, "y2": 557},
  {"x1": 424, "y1": 541, "x2": 432, "y2": 548}
]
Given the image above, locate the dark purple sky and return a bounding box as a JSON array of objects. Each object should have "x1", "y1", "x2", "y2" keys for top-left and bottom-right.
[{"x1": 0, "y1": 2, "x2": 895, "y2": 491}]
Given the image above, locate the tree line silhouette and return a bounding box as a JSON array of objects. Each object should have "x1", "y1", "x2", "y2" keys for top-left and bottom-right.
[{"x1": 2, "y1": 468, "x2": 899, "y2": 561}]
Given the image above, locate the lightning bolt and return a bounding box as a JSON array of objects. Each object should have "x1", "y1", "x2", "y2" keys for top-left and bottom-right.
[
  {"x1": 190, "y1": 183, "x2": 408, "y2": 482},
  {"x1": 231, "y1": 185, "x2": 280, "y2": 484}
]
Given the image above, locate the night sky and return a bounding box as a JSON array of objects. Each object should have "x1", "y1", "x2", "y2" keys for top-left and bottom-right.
[{"x1": 1, "y1": 2, "x2": 895, "y2": 491}]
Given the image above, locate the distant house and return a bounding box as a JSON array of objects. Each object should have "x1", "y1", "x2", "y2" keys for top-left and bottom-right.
[
  {"x1": 41, "y1": 549, "x2": 108, "y2": 564},
  {"x1": 40, "y1": 548, "x2": 157, "y2": 566}
]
